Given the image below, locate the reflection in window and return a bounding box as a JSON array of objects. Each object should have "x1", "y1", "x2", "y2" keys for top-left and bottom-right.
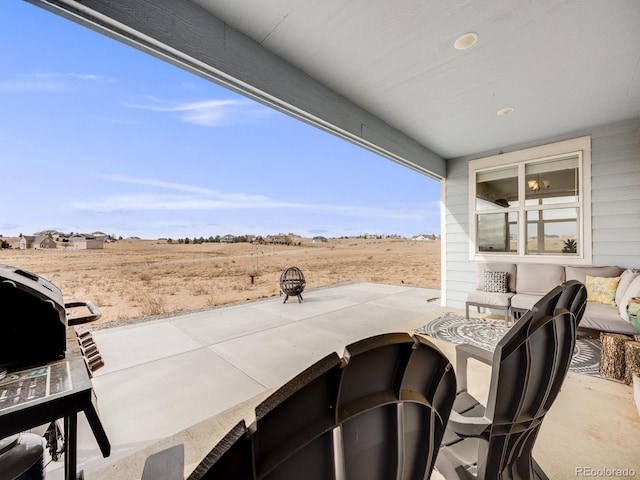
[
  {"x1": 478, "y1": 212, "x2": 518, "y2": 253},
  {"x1": 476, "y1": 166, "x2": 518, "y2": 210},
  {"x1": 525, "y1": 156, "x2": 579, "y2": 205},
  {"x1": 526, "y1": 208, "x2": 578, "y2": 255}
]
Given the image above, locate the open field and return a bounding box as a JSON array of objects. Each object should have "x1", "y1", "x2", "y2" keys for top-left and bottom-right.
[{"x1": 0, "y1": 238, "x2": 440, "y2": 324}]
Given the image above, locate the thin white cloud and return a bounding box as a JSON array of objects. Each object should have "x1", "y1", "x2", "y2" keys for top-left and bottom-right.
[
  {"x1": 101, "y1": 175, "x2": 270, "y2": 202},
  {"x1": 0, "y1": 222, "x2": 20, "y2": 230},
  {"x1": 129, "y1": 98, "x2": 270, "y2": 126},
  {"x1": 0, "y1": 72, "x2": 112, "y2": 92},
  {"x1": 0, "y1": 79, "x2": 61, "y2": 92},
  {"x1": 73, "y1": 175, "x2": 429, "y2": 220},
  {"x1": 178, "y1": 81, "x2": 202, "y2": 91},
  {"x1": 18, "y1": 72, "x2": 112, "y2": 83}
]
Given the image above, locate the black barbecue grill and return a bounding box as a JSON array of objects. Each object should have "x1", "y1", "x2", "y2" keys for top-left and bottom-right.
[
  {"x1": 0, "y1": 264, "x2": 102, "y2": 370},
  {"x1": 0, "y1": 265, "x2": 67, "y2": 370}
]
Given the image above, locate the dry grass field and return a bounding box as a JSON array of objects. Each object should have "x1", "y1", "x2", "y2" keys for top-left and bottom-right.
[{"x1": 1, "y1": 237, "x2": 440, "y2": 324}]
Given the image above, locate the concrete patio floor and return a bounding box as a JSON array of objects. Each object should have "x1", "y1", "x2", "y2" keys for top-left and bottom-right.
[{"x1": 44, "y1": 282, "x2": 640, "y2": 479}]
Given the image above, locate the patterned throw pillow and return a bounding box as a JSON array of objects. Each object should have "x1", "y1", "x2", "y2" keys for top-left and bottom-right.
[
  {"x1": 586, "y1": 275, "x2": 620, "y2": 306},
  {"x1": 484, "y1": 271, "x2": 508, "y2": 293}
]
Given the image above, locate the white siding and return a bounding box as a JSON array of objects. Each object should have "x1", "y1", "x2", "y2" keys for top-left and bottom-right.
[
  {"x1": 443, "y1": 117, "x2": 640, "y2": 309},
  {"x1": 590, "y1": 119, "x2": 640, "y2": 266},
  {"x1": 443, "y1": 158, "x2": 475, "y2": 307}
]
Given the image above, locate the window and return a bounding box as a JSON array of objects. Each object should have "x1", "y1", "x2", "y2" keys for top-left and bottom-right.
[{"x1": 469, "y1": 137, "x2": 591, "y2": 264}]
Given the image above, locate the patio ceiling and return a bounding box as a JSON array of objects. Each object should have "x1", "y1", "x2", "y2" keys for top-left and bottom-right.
[{"x1": 28, "y1": 0, "x2": 640, "y2": 179}]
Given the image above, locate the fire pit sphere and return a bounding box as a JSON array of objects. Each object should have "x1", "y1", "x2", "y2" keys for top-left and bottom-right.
[{"x1": 280, "y1": 266, "x2": 306, "y2": 303}]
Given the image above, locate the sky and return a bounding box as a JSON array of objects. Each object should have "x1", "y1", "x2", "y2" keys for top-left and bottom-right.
[{"x1": 0, "y1": 2, "x2": 440, "y2": 240}]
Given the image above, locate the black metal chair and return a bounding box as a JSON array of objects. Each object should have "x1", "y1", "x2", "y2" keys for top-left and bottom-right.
[
  {"x1": 144, "y1": 332, "x2": 457, "y2": 480},
  {"x1": 435, "y1": 280, "x2": 587, "y2": 480}
]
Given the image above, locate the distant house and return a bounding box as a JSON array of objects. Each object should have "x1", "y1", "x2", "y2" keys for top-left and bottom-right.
[
  {"x1": 70, "y1": 234, "x2": 104, "y2": 249},
  {"x1": 412, "y1": 234, "x2": 438, "y2": 241},
  {"x1": 19, "y1": 235, "x2": 57, "y2": 250},
  {"x1": 91, "y1": 232, "x2": 110, "y2": 242},
  {"x1": 312, "y1": 236, "x2": 328, "y2": 243},
  {"x1": 266, "y1": 235, "x2": 287, "y2": 245},
  {"x1": 19, "y1": 236, "x2": 31, "y2": 249},
  {"x1": 221, "y1": 234, "x2": 235, "y2": 244}
]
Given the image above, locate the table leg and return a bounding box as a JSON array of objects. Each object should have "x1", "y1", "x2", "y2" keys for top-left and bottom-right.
[{"x1": 64, "y1": 413, "x2": 78, "y2": 480}]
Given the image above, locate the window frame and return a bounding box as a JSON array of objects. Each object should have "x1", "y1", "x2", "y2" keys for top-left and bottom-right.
[{"x1": 468, "y1": 136, "x2": 592, "y2": 265}]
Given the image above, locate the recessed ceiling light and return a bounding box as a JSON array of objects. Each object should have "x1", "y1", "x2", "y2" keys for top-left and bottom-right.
[
  {"x1": 454, "y1": 32, "x2": 479, "y2": 50},
  {"x1": 497, "y1": 107, "x2": 514, "y2": 116}
]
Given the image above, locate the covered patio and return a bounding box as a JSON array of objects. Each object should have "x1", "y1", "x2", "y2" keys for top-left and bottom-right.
[
  {"x1": 45, "y1": 282, "x2": 639, "y2": 479},
  {"x1": 14, "y1": 0, "x2": 640, "y2": 478}
]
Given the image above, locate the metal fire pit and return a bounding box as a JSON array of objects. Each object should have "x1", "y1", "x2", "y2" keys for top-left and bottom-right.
[{"x1": 280, "y1": 267, "x2": 306, "y2": 303}]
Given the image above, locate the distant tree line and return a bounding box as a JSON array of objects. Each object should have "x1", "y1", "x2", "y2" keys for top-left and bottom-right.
[
  {"x1": 167, "y1": 235, "x2": 256, "y2": 245},
  {"x1": 164, "y1": 235, "x2": 306, "y2": 246}
]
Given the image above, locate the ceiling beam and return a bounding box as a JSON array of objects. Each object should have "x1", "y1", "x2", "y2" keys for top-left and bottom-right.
[{"x1": 26, "y1": 0, "x2": 445, "y2": 178}]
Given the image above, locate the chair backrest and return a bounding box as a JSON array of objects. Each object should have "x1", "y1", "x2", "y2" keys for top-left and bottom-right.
[
  {"x1": 558, "y1": 279, "x2": 587, "y2": 327},
  {"x1": 479, "y1": 280, "x2": 587, "y2": 479},
  {"x1": 188, "y1": 333, "x2": 456, "y2": 480}
]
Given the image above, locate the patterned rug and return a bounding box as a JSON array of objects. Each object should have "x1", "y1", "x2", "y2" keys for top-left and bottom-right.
[{"x1": 415, "y1": 313, "x2": 602, "y2": 378}]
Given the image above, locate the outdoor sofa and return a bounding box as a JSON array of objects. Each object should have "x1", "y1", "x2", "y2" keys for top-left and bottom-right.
[{"x1": 467, "y1": 262, "x2": 640, "y2": 335}]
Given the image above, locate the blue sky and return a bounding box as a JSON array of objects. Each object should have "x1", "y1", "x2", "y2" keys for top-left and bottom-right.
[{"x1": 1, "y1": 2, "x2": 440, "y2": 240}]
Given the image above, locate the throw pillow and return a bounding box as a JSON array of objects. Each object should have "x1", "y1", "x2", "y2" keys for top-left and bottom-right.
[
  {"x1": 615, "y1": 268, "x2": 640, "y2": 306},
  {"x1": 586, "y1": 275, "x2": 620, "y2": 306},
  {"x1": 484, "y1": 271, "x2": 508, "y2": 293},
  {"x1": 618, "y1": 275, "x2": 640, "y2": 321}
]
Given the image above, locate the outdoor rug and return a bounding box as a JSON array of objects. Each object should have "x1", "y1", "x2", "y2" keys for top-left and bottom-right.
[{"x1": 415, "y1": 313, "x2": 602, "y2": 378}]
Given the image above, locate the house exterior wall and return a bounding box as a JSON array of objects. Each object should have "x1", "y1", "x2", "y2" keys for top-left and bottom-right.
[
  {"x1": 38, "y1": 238, "x2": 56, "y2": 249},
  {"x1": 443, "y1": 117, "x2": 640, "y2": 308},
  {"x1": 75, "y1": 240, "x2": 104, "y2": 249},
  {"x1": 88, "y1": 240, "x2": 104, "y2": 249}
]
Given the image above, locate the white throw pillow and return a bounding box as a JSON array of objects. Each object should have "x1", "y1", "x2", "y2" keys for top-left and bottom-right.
[
  {"x1": 618, "y1": 275, "x2": 640, "y2": 321},
  {"x1": 615, "y1": 269, "x2": 640, "y2": 306}
]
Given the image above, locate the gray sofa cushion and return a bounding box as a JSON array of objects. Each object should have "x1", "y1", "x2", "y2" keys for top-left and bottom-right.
[
  {"x1": 510, "y1": 293, "x2": 543, "y2": 311},
  {"x1": 515, "y1": 264, "x2": 565, "y2": 295},
  {"x1": 467, "y1": 290, "x2": 515, "y2": 308},
  {"x1": 565, "y1": 265, "x2": 622, "y2": 284},
  {"x1": 580, "y1": 302, "x2": 638, "y2": 335}
]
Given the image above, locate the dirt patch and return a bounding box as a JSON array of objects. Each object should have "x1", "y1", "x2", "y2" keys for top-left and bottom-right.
[{"x1": 1, "y1": 238, "x2": 440, "y2": 324}]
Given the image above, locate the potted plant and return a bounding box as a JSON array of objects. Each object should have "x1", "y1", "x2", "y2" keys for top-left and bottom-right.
[{"x1": 562, "y1": 238, "x2": 577, "y2": 254}]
